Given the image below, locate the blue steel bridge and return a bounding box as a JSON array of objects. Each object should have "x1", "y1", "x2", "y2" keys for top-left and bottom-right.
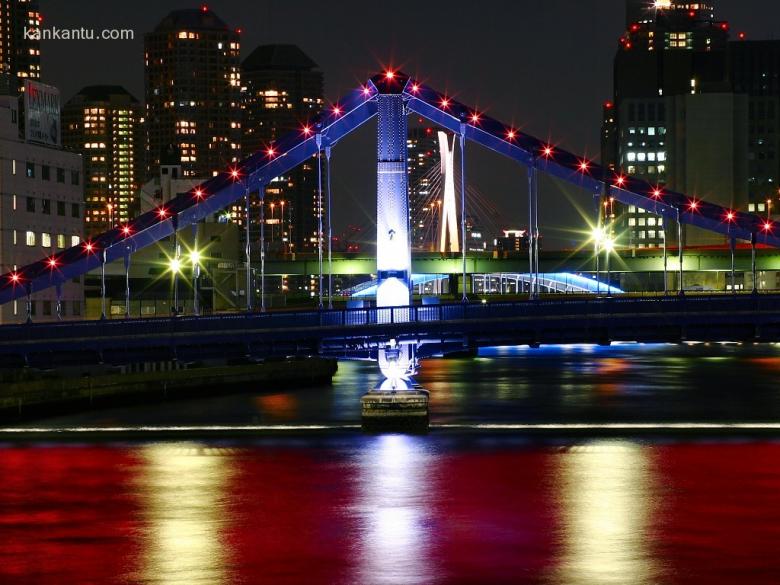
[{"x1": 2, "y1": 70, "x2": 780, "y2": 374}]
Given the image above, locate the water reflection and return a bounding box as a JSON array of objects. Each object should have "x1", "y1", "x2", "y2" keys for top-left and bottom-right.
[
  {"x1": 132, "y1": 443, "x2": 234, "y2": 585},
  {"x1": 354, "y1": 435, "x2": 439, "y2": 585},
  {"x1": 551, "y1": 441, "x2": 659, "y2": 585}
]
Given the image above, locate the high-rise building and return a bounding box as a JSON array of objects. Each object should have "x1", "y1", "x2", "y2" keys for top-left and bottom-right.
[
  {"x1": 0, "y1": 0, "x2": 41, "y2": 93},
  {"x1": 406, "y1": 125, "x2": 440, "y2": 250},
  {"x1": 605, "y1": 1, "x2": 747, "y2": 248},
  {"x1": 62, "y1": 85, "x2": 143, "y2": 235},
  {"x1": 241, "y1": 44, "x2": 324, "y2": 254},
  {"x1": 144, "y1": 5, "x2": 241, "y2": 180},
  {"x1": 729, "y1": 41, "x2": 780, "y2": 216}
]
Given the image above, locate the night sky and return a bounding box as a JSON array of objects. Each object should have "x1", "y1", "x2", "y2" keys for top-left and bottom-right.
[{"x1": 40, "y1": 0, "x2": 780, "y2": 249}]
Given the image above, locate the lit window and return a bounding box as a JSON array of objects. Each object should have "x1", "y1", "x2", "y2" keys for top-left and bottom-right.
[
  {"x1": 627, "y1": 152, "x2": 636, "y2": 162},
  {"x1": 26, "y1": 231, "x2": 35, "y2": 246},
  {"x1": 57, "y1": 234, "x2": 65, "y2": 249},
  {"x1": 71, "y1": 235, "x2": 80, "y2": 247},
  {"x1": 41, "y1": 232, "x2": 51, "y2": 248}
]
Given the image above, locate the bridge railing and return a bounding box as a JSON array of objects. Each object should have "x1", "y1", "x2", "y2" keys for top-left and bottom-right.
[{"x1": 2, "y1": 294, "x2": 779, "y2": 348}]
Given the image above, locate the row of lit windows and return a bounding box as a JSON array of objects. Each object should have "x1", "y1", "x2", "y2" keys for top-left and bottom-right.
[
  {"x1": 628, "y1": 217, "x2": 664, "y2": 226},
  {"x1": 626, "y1": 164, "x2": 666, "y2": 175},
  {"x1": 12, "y1": 160, "x2": 80, "y2": 185},
  {"x1": 17, "y1": 231, "x2": 80, "y2": 249},
  {"x1": 626, "y1": 151, "x2": 667, "y2": 162}
]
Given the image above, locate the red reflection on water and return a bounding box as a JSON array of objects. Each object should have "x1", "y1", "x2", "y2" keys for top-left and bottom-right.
[
  {"x1": 1, "y1": 441, "x2": 780, "y2": 584},
  {"x1": 651, "y1": 443, "x2": 780, "y2": 585},
  {"x1": 0, "y1": 447, "x2": 142, "y2": 584}
]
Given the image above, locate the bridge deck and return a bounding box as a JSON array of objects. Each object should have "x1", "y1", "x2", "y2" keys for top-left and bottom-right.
[{"x1": 2, "y1": 295, "x2": 780, "y2": 368}]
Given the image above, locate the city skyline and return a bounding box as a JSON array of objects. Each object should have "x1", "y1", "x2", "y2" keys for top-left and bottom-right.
[{"x1": 33, "y1": 0, "x2": 779, "y2": 249}]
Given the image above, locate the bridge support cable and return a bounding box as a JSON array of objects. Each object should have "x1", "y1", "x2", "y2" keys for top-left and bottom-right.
[
  {"x1": 662, "y1": 225, "x2": 668, "y2": 296},
  {"x1": 593, "y1": 187, "x2": 602, "y2": 296},
  {"x1": 259, "y1": 191, "x2": 265, "y2": 312},
  {"x1": 677, "y1": 208, "x2": 684, "y2": 296},
  {"x1": 25, "y1": 284, "x2": 31, "y2": 324},
  {"x1": 244, "y1": 187, "x2": 253, "y2": 313},
  {"x1": 459, "y1": 124, "x2": 468, "y2": 302},
  {"x1": 100, "y1": 249, "x2": 107, "y2": 320},
  {"x1": 55, "y1": 284, "x2": 62, "y2": 321},
  {"x1": 316, "y1": 133, "x2": 324, "y2": 310},
  {"x1": 527, "y1": 160, "x2": 539, "y2": 299},
  {"x1": 124, "y1": 250, "x2": 131, "y2": 318},
  {"x1": 730, "y1": 236, "x2": 737, "y2": 294},
  {"x1": 751, "y1": 233, "x2": 758, "y2": 293},
  {"x1": 172, "y1": 216, "x2": 181, "y2": 314},
  {"x1": 325, "y1": 145, "x2": 333, "y2": 309},
  {"x1": 192, "y1": 223, "x2": 201, "y2": 317}
]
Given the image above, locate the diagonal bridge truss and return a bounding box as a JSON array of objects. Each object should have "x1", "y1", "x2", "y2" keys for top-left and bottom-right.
[{"x1": 0, "y1": 70, "x2": 776, "y2": 306}]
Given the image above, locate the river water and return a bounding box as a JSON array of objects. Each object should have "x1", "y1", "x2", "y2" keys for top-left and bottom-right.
[{"x1": 2, "y1": 343, "x2": 780, "y2": 584}]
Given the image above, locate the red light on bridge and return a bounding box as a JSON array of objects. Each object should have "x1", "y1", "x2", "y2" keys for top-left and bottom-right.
[
  {"x1": 9, "y1": 272, "x2": 20, "y2": 284},
  {"x1": 122, "y1": 225, "x2": 132, "y2": 236},
  {"x1": 385, "y1": 70, "x2": 395, "y2": 80},
  {"x1": 541, "y1": 145, "x2": 554, "y2": 158},
  {"x1": 47, "y1": 257, "x2": 58, "y2": 269},
  {"x1": 651, "y1": 188, "x2": 663, "y2": 199},
  {"x1": 688, "y1": 199, "x2": 699, "y2": 211},
  {"x1": 332, "y1": 105, "x2": 342, "y2": 116},
  {"x1": 362, "y1": 86, "x2": 371, "y2": 96},
  {"x1": 720, "y1": 22, "x2": 729, "y2": 31},
  {"x1": 157, "y1": 207, "x2": 168, "y2": 219},
  {"x1": 506, "y1": 129, "x2": 516, "y2": 140},
  {"x1": 83, "y1": 241, "x2": 95, "y2": 254},
  {"x1": 410, "y1": 83, "x2": 420, "y2": 93},
  {"x1": 614, "y1": 175, "x2": 626, "y2": 187},
  {"x1": 738, "y1": 32, "x2": 747, "y2": 40},
  {"x1": 725, "y1": 210, "x2": 736, "y2": 222},
  {"x1": 470, "y1": 112, "x2": 480, "y2": 124},
  {"x1": 230, "y1": 168, "x2": 240, "y2": 180},
  {"x1": 302, "y1": 125, "x2": 312, "y2": 136},
  {"x1": 266, "y1": 146, "x2": 276, "y2": 157},
  {"x1": 578, "y1": 159, "x2": 590, "y2": 173},
  {"x1": 440, "y1": 98, "x2": 450, "y2": 109},
  {"x1": 763, "y1": 221, "x2": 774, "y2": 232},
  {"x1": 194, "y1": 188, "x2": 204, "y2": 199}
]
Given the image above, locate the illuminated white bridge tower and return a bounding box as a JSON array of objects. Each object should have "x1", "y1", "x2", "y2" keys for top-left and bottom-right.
[{"x1": 361, "y1": 89, "x2": 429, "y2": 429}]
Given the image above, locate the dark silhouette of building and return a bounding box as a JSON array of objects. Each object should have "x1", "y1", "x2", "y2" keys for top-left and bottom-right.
[
  {"x1": 729, "y1": 41, "x2": 780, "y2": 216},
  {"x1": 144, "y1": 5, "x2": 241, "y2": 180},
  {"x1": 604, "y1": 1, "x2": 747, "y2": 248},
  {"x1": 0, "y1": 0, "x2": 41, "y2": 93},
  {"x1": 63, "y1": 85, "x2": 143, "y2": 235},
  {"x1": 241, "y1": 44, "x2": 324, "y2": 254}
]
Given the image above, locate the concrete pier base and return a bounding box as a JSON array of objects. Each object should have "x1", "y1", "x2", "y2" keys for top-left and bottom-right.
[{"x1": 361, "y1": 386, "x2": 429, "y2": 433}]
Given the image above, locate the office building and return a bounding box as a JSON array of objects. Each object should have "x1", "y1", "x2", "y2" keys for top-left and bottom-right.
[
  {"x1": 144, "y1": 5, "x2": 241, "y2": 180},
  {"x1": 241, "y1": 44, "x2": 324, "y2": 254},
  {"x1": 605, "y1": 0, "x2": 747, "y2": 248},
  {"x1": 62, "y1": 85, "x2": 143, "y2": 235},
  {"x1": 0, "y1": 91, "x2": 83, "y2": 323}
]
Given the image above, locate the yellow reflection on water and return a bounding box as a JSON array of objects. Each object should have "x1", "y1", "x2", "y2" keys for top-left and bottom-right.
[
  {"x1": 131, "y1": 443, "x2": 235, "y2": 585},
  {"x1": 551, "y1": 441, "x2": 660, "y2": 585},
  {"x1": 353, "y1": 434, "x2": 436, "y2": 585}
]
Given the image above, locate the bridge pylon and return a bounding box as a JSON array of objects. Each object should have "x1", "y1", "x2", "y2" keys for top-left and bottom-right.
[{"x1": 361, "y1": 75, "x2": 429, "y2": 431}]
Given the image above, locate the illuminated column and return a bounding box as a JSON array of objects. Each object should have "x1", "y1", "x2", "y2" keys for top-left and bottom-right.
[
  {"x1": 437, "y1": 131, "x2": 459, "y2": 254},
  {"x1": 375, "y1": 93, "x2": 414, "y2": 386}
]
